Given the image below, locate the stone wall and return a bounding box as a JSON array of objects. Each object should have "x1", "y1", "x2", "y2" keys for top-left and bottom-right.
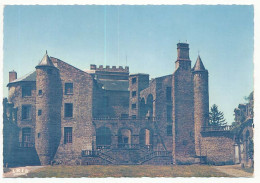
[
  {"x1": 7, "y1": 82, "x2": 37, "y2": 146},
  {"x1": 201, "y1": 131, "x2": 234, "y2": 165},
  {"x1": 51, "y1": 58, "x2": 95, "y2": 164},
  {"x1": 129, "y1": 74, "x2": 149, "y2": 118},
  {"x1": 172, "y1": 65, "x2": 195, "y2": 162}
]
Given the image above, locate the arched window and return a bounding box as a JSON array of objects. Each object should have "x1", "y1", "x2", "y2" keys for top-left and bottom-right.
[{"x1": 118, "y1": 128, "x2": 131, "y2": 148}]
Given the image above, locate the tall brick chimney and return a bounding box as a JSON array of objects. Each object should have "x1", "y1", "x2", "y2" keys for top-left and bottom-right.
[
  {"x1": 177, "y1": 43, "x2": 190, "y2": 60},
  {"x1": 9, "y1": 70, "x2": 17, "y2": 83},
  {"x1": 175, "y1": 43, "x2": 191, "y2": 71}
]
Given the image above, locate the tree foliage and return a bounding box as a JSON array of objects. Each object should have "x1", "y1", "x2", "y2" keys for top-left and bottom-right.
[
  {"x1": 244, "y1": 91, "x2": 254, "y2": 102},
  {"x1": 209, "y1": 104, "x2": 227, "y2": 126}
]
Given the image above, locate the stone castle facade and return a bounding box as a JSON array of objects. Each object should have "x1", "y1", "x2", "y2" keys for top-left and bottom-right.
[{"x1": 4, "y1": 43, "x2": 236, "y2": 166}]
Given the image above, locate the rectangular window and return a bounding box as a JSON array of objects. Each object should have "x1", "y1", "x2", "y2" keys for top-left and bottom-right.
[
  {"x1": 38, "y1": 90, "x2": 42, "y2": 96},
  {"x1": 64, "y1": 127, "x2": 72, "y2": 144},
  {"x1": 132, "y1": 77, "x2": 136, "y2": 84},
  {"x1": 121, "y1": 114, "x2": 129, "y2": 119},
  {"x1": 22, "y1": 86, "x2": 31, "y2": 97},
  {"x1": 65, "y1": 83, "x2": 73, "y2": 95},
  {"x1": 22, "y1": 105, "x2": 31, "y2": 120},
  {"x1": 65, "y1": 103, "x2": 73, "y2": 117},
  {"x1": 166, "y1": 87, "x2": 172, "y2": 101},
  {"x1": 132, "y1": 103, "x2": 136, "y2": 109},
  {"x1": 167, "y1": 105, "x2": 172, "y2": 122},
  {"x1": 132, "y1": 115, "x2": 136, "y2": 119},
  {"x1": 132, "y1": 91, "x2": 136, "y2": 97},
  {"x1": 38, "y1": 110, "x2": 42, "y2": 116},
  {"x1": 22, "y1": 128, "x2": 32, "y2": 147},
  {"x1": 167, "y1": 125, "x2": 172, "y2": 136}
]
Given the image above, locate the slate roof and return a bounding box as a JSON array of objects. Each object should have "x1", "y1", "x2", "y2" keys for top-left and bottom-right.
[
  {"x1": 193, "y1": 55, "x2": 206, "y2": 71},
  {"x1": 8, "y1": 71, "x2": 36, "y2": 86},
  {"x1": 37, "y1": 51, "x2": 55, "y2": 67},
  {"x1": 97, "y1": 79, "x2": 129, "y2": 91}
]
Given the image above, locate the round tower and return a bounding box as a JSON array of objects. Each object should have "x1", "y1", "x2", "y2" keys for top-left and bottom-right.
[
  {"x1": 192, "y1": 55, "x2": 209, "y2": 157},
  {"x1": 35, "y1": 51, "x2": 61, "y2": 165}
]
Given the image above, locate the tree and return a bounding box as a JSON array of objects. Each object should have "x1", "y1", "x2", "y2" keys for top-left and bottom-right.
[
  {"x1": 244, "y1": 91, "x2": 254, "y2": 102},
  {"x1": 209, "y1": 104, "x2": 227, "y2": 126}
]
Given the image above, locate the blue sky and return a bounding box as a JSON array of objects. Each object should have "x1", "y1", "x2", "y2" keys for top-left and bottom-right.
[{"x1": 3, "y1": 5, "x2": 254, "y2": 124}]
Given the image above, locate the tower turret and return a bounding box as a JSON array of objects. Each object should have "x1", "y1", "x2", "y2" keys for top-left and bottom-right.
[
  {"x1": 192, "y1": 55, "x2": 209, "y2": 157},
  {"x1": 35, "y1": 51, "x2": 62, "y2": 165},
  {"x1": 172, "y1": 43, "x2": 195, "y2": 164}
]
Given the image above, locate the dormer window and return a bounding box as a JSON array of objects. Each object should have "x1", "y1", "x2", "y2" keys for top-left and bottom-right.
[{"x1": 65, "y1": 83, "x2": 73, "y2": 95}]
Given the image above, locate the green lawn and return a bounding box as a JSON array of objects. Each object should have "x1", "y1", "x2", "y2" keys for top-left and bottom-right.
[{"x1": 20, "y1": 165, "x2": 231, "y2": 178}]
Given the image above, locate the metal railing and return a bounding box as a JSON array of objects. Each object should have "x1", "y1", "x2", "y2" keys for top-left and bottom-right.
[
  {"x1": 202, "y1": 125, "x2": 233, "y2": 132},
  {"x1": 19, "y1": 142, "x2": 35, "y2": 148},
  {"x1": 82, "y1": 150, "x2": 98, "y2": 157},
  {"x1": 138, "y1": 151, "x2": 172, "y2": 163},
  {"x1": 93, "y1": 117, "x2": 160, "y2": 121}
]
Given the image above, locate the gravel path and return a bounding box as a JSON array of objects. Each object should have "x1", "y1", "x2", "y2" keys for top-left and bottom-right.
[
  {"x1": 3, "y1": 166, "x2": 44, "y2": 178},
  {"x1": 213, "y1": 164, "x2": 253, "y2": 177}
]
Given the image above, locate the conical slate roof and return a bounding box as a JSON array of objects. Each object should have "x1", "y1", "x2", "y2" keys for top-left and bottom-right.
[
  {"x1": 193, "y1": 55, "x2": 206, "y2": 71},
  {"x1": 37, "y1": 51, "x2": 55, "y2": 67}
]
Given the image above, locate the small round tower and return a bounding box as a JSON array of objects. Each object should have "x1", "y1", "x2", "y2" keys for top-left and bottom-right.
[
  {"x1": 35, "y1": 51, "x2": 61, "y2": 165},
  {"x1": 192, "y1": 55, "x2": 209, "y2": 156}
]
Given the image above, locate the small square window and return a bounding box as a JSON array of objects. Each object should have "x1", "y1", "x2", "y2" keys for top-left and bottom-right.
[
  {"x1": 38, "y1": 110, "x2": 42, "y2": 116},
  {"x1": 47, "y1": 69, "x2": 52, "y2": 74},
  {"x1": 65, "y1": 103, "x2": 73, "y2": 118},
  {"x1": 132, "y1": 103, "x2": 136, "y2": 109},
  {"x1": 183, "y1": 140, "x2": 188, "y2": 146},
  {"x1": 65, "y1": 83, "x2": 73, "y2": 95},
  {"x1": 132, "y1": 78, "x2": 136, "y2": 84},
  {"x1": 132, "y1": 91, "x2": 136, "y2": 97},
  {"x1": 38, "y1": 90, "x2": 42, "y2": 95}
]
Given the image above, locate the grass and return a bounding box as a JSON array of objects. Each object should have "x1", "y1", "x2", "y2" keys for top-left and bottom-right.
[
  {"x1": 236, "y1": 166, "x2": 254, "y2": 174},
  {"x1": 19, "y1": 165, "x2": 231, "y2": 178}
]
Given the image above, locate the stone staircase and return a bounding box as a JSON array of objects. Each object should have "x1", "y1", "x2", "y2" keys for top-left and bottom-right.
[{"x1": 82, "y1": 148, "x2": 173, "y2": 165}]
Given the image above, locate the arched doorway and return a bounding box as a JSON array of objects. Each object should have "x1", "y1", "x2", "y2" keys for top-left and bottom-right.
[
  {"x1": 139, "y1": 128, "x2": 153, "y2": 149},
  {"x1": 118, "y1": 128, "x2": 131, "y2": 148},
  {"x1": 96, "y1": 127, "x2": 112, "y2": 149}
]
